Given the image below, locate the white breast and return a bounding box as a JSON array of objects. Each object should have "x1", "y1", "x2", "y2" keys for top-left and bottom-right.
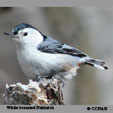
[{"x1": 16, "y1": 45, "x2": 80, "y2": 80}]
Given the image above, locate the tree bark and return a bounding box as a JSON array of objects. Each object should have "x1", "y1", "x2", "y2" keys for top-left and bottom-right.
[{"x1": 3, "y1": 78, "x2": 64, "y2": 105}]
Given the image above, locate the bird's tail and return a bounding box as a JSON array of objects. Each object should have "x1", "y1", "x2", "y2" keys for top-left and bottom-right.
[{"x1": 83, "y1": 57, "x2": 108, "y2": 70}]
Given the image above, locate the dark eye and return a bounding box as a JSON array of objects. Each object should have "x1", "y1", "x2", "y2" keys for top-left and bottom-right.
[{"x1": 23, "y1": 32, "x2": 28, "y2": 36}]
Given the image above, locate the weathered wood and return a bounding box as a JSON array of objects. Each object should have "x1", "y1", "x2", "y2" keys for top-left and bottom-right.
[{"x1": 3, "y1": 78, "x2": 64, "y2": 105}]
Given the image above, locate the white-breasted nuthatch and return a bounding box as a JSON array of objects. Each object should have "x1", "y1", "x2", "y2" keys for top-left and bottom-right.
[{"x1": 4, "y1": 23, "x2": 108, "y2": 86}]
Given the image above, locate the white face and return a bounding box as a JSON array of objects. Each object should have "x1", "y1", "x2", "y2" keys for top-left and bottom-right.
[{"x1": 13, "y1": 28, "x2": 43, "y2": 47}]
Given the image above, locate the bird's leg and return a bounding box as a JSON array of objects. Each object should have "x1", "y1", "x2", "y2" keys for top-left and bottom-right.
[
  {"x1": 60, "y1": 79, "x2": 65, "y2": 88},
  {"x1": 33, "y1": 76, "x2": 40, "y2": 82},
  {"x1": 54, "y1": 78, "x2": 65, "y2": 88},
  {"x1": 38, "y1": 76, "x2": 65, "y2": 88},
  {"x1": 34, "y1": 75, "x2": 65, "y2": 87},
  {"x1": 34, "y1": 75, "x2": 54, "y2": 82}
]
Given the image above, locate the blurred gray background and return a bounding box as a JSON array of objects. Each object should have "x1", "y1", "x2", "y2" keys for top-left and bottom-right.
[{"x1": 0, "y1": 7, "x2": 112, "y2": 105}]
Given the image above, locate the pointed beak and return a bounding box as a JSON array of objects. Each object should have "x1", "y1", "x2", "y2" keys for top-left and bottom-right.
[{"x1": 4, "y1": 32, "x2": 16, "y2": 38}]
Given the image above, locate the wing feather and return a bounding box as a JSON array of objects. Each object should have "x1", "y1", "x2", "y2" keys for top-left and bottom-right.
[{"x1": 38, "y1": 36, "x2": 87, "y2": 57}]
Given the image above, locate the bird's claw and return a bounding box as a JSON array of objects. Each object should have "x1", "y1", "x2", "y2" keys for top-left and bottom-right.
[
  {"x1": 58, "y1": 79, "x2": 65, "y2": 88},
  {"x1": 35, "y1": 76, "x2": 65, "y2": 88}
]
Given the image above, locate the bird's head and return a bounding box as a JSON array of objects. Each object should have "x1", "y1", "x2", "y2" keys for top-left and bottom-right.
[{"x1": 4, "y1": 23, "x2": 44, "y2": 47}]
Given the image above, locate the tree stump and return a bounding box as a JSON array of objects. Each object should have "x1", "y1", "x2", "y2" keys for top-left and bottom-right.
[{"x1": 3, "y1": 78, "x2": 64, "y2": 105}]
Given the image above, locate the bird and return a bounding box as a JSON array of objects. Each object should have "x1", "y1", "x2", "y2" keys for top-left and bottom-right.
[{"x1": 4, "y1": 23, "x2": 108, "y2": 86}]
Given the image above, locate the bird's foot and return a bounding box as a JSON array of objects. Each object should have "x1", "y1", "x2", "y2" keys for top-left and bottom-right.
[
  {"x1": 35, "y1": 75, "x2": 53, "y2": 82},
  {"x1": 34, "y1": 76, "x2": 65, "y2": 88},
  {"x1": 56, "y1": 78, "x2": 65, "y2": 88}
]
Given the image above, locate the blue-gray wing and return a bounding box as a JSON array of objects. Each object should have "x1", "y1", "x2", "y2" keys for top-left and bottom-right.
[{"x1": 38, "y1": 36, "x2": 87, "y2": 57}]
